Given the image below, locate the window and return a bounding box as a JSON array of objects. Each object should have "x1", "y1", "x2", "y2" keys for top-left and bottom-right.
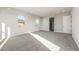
[
  {"x1": 17, "y1": 16, "x2": 26, "y2": 27},
  {"x1": 17, "y1": 16, "x2": 26, "y2": 21},
  {"x1": 36, "y1": 19, "x2": 40, "y2": 25}
]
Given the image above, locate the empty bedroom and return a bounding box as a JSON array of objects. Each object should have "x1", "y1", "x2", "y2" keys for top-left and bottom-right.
[{"x1": 0, "y1": 7, "x2": 79, "y2": 51}]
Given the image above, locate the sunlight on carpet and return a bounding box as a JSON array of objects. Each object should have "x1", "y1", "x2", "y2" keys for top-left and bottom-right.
[{"x1": 30, "y1": 33, "x2": 60, "y2": 51}]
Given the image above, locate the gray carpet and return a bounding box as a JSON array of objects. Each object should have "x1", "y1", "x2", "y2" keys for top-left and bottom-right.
[{"x1": 0, "y1": 31, "x2": 79, "y2": 51}]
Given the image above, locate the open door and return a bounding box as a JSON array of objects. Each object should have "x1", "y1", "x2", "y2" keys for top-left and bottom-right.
[{"x1": 49, "y1": 17, "x2": 54, "y2": 31}]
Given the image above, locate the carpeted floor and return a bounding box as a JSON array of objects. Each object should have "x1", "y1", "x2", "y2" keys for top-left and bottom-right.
[{"x1": 0, "y1": 31, "x2": 79, "y2": 51}]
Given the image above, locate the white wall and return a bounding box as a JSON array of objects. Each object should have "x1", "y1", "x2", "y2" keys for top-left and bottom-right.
[
  {"x1": 40, "y1": 12, "x2": 71, "y2": 32},
  {"x1": 41, "y1": 17, "x2": 49, "y2": 31},
  {"x1": 72, "y1": 7, "x2": 79, "y2": 47},
  {"x1": 54, "y1": 12, "x2": 71, "y2": 33},
  {"x1": 0, "y1": 8, "x2": 41, "y2": 37},
  {"x1": 54, "y1": 15, "x2": 62, "y2": 32}
]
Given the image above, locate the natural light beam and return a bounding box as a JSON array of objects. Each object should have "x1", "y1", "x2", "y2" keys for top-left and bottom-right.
[
  {"x1": 0, "y1": 22, "x2": 6, "y2": 42},
  {"x1": 0, "y1": 27, "x2": 11, "y2": 49},
  {"x1": 30, "y1": 33, "x2": 60, "y2": 51}
]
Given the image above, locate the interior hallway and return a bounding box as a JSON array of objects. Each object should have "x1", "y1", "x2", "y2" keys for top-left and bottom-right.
[{"x1": 0, "y1": 31, "x2": 79, "y2": 51}]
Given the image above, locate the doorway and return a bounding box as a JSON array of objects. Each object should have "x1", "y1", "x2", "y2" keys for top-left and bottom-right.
[{"x1": 49, "y1": 17, "x2": 54, "y2": 31}]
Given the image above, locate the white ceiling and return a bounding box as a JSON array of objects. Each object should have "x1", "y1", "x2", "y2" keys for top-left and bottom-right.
[{"x1": 15, "y1": 7, "x2": 72, "y2": 17}]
